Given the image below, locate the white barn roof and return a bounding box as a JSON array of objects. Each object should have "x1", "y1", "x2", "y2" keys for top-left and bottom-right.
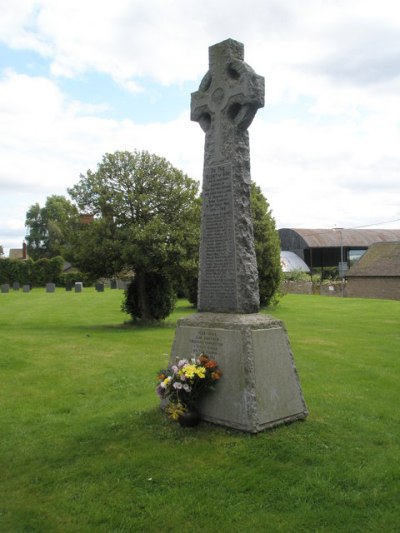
[{"x1": 280, "y1": 251, "x2": 310, "y2": 273}]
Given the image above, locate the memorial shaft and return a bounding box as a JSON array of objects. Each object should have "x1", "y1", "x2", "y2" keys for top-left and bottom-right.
[{"x1": 191, "y1": 39, "x2": 265, "y2": 313}]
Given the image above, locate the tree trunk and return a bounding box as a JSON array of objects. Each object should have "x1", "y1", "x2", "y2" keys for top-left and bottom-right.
[{"x1": 136, "y1": 271, "x2": 150, "y2": 320}]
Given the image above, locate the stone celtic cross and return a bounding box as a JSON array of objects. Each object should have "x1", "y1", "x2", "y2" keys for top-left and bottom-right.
[{"x1": 191, "y1": 38, "x2": 265, "y2": 313}]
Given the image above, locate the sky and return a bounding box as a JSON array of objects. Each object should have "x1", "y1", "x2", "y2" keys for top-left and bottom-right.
[{"x1": 1, "y1": 0, "x2": 400, "y2": 255}]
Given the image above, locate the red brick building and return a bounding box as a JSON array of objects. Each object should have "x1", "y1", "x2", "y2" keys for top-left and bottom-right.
[{"x1": 346, "y1": 242, "x2": 400, "y2": 300}]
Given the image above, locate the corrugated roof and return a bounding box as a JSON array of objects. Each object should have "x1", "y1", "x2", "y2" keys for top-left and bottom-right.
[
  {"x1": 347, "y1": 242, "x2": 400, "y2": 277},
  {"x1": 285, "y1": 228, "x2": 400, "y2": 248}
]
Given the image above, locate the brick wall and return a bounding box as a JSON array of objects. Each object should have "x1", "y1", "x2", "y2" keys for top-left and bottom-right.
[
  {"x1": 281, "y1": 281, "x2": 313, "y2": 295},
  {"x1": 346, "y1": 277, "x2": 400, "y2": 300}
]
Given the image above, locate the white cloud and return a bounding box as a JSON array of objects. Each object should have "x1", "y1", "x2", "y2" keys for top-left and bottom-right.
[{"x1": 0, "y1": 0, "x2": 400, "y2": 254}]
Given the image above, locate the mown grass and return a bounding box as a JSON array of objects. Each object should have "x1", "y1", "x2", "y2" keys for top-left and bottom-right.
[{"x1": 0, "y1": 289, "x2": 399, "y2": 532}]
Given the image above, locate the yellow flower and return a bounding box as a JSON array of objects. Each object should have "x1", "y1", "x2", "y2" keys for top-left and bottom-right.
[
  {"x1": 165, "y1": 402, "x2": 187, "y2": 421},
  {"x1": 183, "y1": 364, "x2": 196, "y2": 379},
  {"x1": 195, "y1": 367, "x2": 206, "y2": 378}
]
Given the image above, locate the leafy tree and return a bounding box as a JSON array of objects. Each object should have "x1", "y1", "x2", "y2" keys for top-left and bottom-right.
[
  {"x1": 68, "y1": 150, "x2": 200, "y2": 321},
  {"x1": 0, "y1": 245, "x2": 4, "y2": 258},
  {"x1": 122, "y1": 271, "x2": 177, "y2": 321},
  {"x1": 250, "y1": 183, "x2": 282, "y2": 306},
  {"x1": 25, "y1": 196, "x2": 79, "y2": 260}
]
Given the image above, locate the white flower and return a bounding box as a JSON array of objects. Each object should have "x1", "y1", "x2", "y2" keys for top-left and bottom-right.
[
  {"x1": 173, "y1": 382, "x2": 183, "y2": 389},
  {"x1": 183, "y1": 384, "x2": 191, "y2": 392}
]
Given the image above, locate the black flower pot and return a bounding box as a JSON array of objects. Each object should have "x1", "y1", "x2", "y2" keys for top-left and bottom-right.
[{"x1": 178, "y1": 409, "x2": 201, "y2": 427}]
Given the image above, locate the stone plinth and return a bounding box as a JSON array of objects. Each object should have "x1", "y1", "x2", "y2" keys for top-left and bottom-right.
[{"x1": 170, "y1": 313, "x2": 308, "y2": 433}]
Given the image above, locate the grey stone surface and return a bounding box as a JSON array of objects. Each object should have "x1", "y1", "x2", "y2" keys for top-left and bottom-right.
[
  {"x1": 46, "y1": 283, "x2": 55, "y2": 293},
  {"x1": 95, "y1": 282, "x2": 105, "y2": 292},
  {"x1": 13, "y1": 282, "x2": 20, "y2": 291},
  {"x1": 168, "y1": 39, "x2": 307, "y2": 433},
  {"x1": 170, "y1": 313, "x2": 308, "y2": 432},
  {"x1": 1, "y1": 284, "x2": 10, "y2": 293},
  {"x1": 23, "y1": 284, "x2": 31, "y2": 292},
  {"x1": 75, "y1": 282, "x2": 83, "y2": 292},
  {"x1": 191, "y1": 38, "x2": 264, "y2": 313}
]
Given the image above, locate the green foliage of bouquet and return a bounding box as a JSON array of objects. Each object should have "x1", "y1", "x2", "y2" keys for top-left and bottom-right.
[{"x1": 156, "y1": 354, "x2": 222, "y2": 419}]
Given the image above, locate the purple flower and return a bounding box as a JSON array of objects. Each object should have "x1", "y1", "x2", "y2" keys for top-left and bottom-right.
[{"x1": 156, "y1": 384, "x2": 165, "y2": 398}]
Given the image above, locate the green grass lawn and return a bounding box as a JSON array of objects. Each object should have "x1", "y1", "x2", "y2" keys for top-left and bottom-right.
[{"x1": 0, "y1": 289, "x2": 399, "y2": 532}]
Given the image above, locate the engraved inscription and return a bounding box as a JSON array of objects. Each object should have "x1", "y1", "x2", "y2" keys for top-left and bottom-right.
[
  {"x1": 189, "y1": 329, "x2": 224, "y2": 357},
  {"x1": 199, "y1": 164, "x2": 237, "y2": 310},
  {"x1": 191, "y1": 39, "x2": 264, "y2": 313}
]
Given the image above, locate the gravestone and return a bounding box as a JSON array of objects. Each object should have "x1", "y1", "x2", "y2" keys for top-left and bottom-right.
[
  {"x1": 65, "y1": 282, "x2": 73, "y2": 291},
  {"x1": 13, "y1": 282, "x2": 20, "y2": 291},
  {"x1": 110, "y1": 279, "x2": 117, "y2": 289},
  {"x1": 169, "y1": 39, "x2": 308, "y2": 432},
  {"x1": 74, "y1": 282, "x2": 83, "y2": 292},
  {"x1": 95, "y1": 282, "x2": 105, "y2": 292},
  {"x1": 1, "y1": 284, "x2": 10, "y2": 293},
  {"x1": 46, "y1": 283, "x2": 55, "y2": 293},
  {"x1": 23, "y1": 284, "x2": 31, "y2": 293}
]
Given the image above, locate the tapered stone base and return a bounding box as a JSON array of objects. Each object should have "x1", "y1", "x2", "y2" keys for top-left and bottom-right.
[{"x1": 169, "y1": 313, "x2": 308, "y2": 433}]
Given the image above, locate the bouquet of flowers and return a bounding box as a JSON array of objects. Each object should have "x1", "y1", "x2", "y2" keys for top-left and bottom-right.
[{"x1": 156, "y1": 354, "x2": 222, "y2": 420}]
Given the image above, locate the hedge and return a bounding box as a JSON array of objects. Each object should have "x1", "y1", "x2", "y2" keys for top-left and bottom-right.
[{"x1": 0, "y1": 256, "x2": 65, "y2": 286}]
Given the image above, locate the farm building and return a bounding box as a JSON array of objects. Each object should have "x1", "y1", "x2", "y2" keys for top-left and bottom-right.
[
  {"x1": 279, "y1": 228, "x2": 400, "y2": 272},
  {"x1": 346, "y1": 241, "x2": 400, "y2": 300}
]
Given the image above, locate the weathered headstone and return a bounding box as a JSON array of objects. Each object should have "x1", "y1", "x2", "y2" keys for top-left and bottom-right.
[
  {"x1": 74, "y1": 282, "x2": 83, "y2": 293},
  {"x1": 23, "y1": 284, "x2": 31, "y2": 293},
  {"x1": 110, "y1": 279, "x2": 117, "y2": 289},
  {"x1": 95, "y1": 282, "x2": 105, "y2": 292},
  {"x1": 1, "y1": 284, "x2": 10, "y2": 293},
  {"x1": 65, "y1": 282, "x2": 73, "y2": 291},
  {"x1": 46, "y1": 283, "x2": 55, "y2": 293},
  {"x1": 169, "y1": 39, "x2": 308, "y2": 432},
  {"x1": 13, "y1": 282, "x2": 20, "y2": 291}
]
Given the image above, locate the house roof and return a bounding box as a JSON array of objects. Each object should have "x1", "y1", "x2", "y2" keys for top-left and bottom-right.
[
  {"x1": 9, "y1": 249, "x2": 24, "y2": 259},
  {"x1": 279, "y1": 228, "x2": 400, "y2": 249},
  {"x1": 347, "y1": 242, "x2": 400, "y2": 277}
]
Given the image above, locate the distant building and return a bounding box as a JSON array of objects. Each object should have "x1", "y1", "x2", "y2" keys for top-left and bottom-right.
[
  {"x1": 79, "y1": 214, "x2": 94, "y2": 225},
  {"x1": 279, "y1": 228, "x2": 400, "y2": 271},
  {"x1": 280, "y1": 251, "x2": 310, "y2": 273},
  {"x1": 8, "y1": 242, "x2": 28, "y2": 260},
  {"x1": 346, "y1": 242, "x2": 400, "y2": 300}
]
